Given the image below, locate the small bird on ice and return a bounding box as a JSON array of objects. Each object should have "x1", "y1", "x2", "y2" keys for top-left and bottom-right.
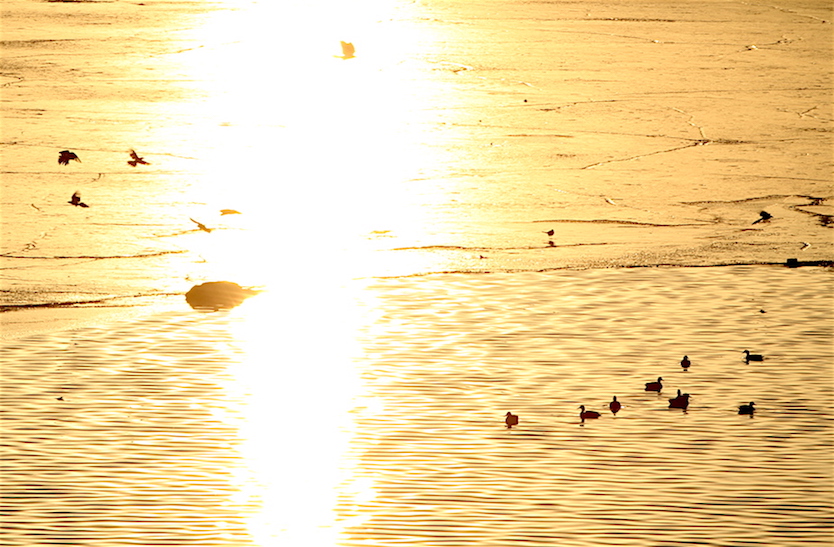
[
  {"x1": 338, "y1": 41, "x2": 355, "y2": 59},
  {"x1": 127, "y1": 149, "x2": 150, "y2": 167},
  {"x1": 190, "y1": 218, "x2": 212, "y2": 233},
  {"x1": 68, "y1": 191, "x2": 89, "y2": 208},
  {"x1": 58, "y1": 150, "x2": 81, "y2": 165}
]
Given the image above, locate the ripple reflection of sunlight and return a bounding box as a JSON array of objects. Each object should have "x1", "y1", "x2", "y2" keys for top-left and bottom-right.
[{"x1": 224, "y1": 278, "x2": 381, "y2": 545}]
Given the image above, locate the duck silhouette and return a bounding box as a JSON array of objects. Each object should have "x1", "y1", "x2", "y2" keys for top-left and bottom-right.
[
  {"x1": 609, "y1": 396, "x2": 621, "y2": 415},
  {"x1": 680, "y1": 355, "x2": 691, "y2": 371},
  {"x1": 58, "y1": 150, "x2": 81, "y2": 165},
  {"x1": 644, "y1": 377, "x2": 663, "y2": 391},
  {"x1": 743, "y1": 350, "x2": 763, "y2": 362},
  {"x1": 504, "y1": 412, "x2": 519, "y2": 428},
  {"x1": 68, "y1": 191, "x2": 89, "y2": 208},
  {"x1": 668, "y1": 389, "x2": 691, "y2": 409},
  {"x1": 738, "y1": 402, "x2": 756, "y2": 415},
  {"x1": 579, "y1": 405, "x2": 601, "y2": 420}
]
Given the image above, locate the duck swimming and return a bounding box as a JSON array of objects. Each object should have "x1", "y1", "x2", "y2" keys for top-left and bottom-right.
[
  {"x1": 680, "y1": 356, "x2": 691, "y2": 371},
  {"x1": 738, "y1": 402, "x2": 756, "y2": 415},
  {"x1": 609, "y1": 396, "x2": 621, "y2": 415},
  {"x1": 504, "y1": 412, "x2": 519, "y2": 428},
  {"x1": 645, "y1": 377, "x2": 663, "y2": 391},
  {"x1": 668, "y1": 389, "x2": 691, "y2": 409},
  {"x1": 579, "y1": 405, "x2": 601, "y2": 420},
  {"x1": 743, "y1": 350, "x2": 763, "y2": 362}
]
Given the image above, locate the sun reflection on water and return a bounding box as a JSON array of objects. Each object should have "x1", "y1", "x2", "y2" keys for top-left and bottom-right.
[
  {"x1": 165, "y1": 1, "x2": 452, "y2": 541},
  {"x1": 218, "y1": 279, "x2": 383, "y2": 545}
]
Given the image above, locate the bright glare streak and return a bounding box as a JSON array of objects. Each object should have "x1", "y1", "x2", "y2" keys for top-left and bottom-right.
[
  {"x1": 222, "y1": 282, "x2": 380, "y2": 545},
  {"x1": 167, "y1": 2, "x2": 446, "y2": 540}
]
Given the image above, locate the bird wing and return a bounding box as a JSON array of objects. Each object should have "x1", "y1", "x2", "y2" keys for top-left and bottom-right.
[
  {"x1": 190, "y1": 218, "x2": 208, "y2": 230},
  {"x1": 71, "y1": 191, "x2": 81, "y2": 204},
  {"x1": 129, "y1": 149, "x2": 139, "y2": 160}
]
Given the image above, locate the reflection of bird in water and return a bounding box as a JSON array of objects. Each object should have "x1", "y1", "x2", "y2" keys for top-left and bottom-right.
[
  {"x1": 751, "y1": 211, "x2": 772, "y2": 224},
  {"x1": 58, "y1": 150, "x2": 81, "y2": 165},
  {"x1": 127, "y1": 149, "x2": 150, "y2": 166},
  {"x1": 190, "y1": 218, "x2": 212, "y2": 232},
  {"x1": 680, "y1": 355, "x2": 691, "y2": 371},
  {"x1": 220, "y1": 209, "x2": 241, "y2": 215},
  {"x1": 579, "y1": 405, "x2": 600, "y2": 420},
  {"x1": 339, "y1": 41, "x2": 355, "y2": 59},
  {"x1": 743, "y1": 350, "x2": 763, "y2": 362},
  {"x1": 609, "y1": 396, "x2": 621, "y2": 414},
  {"x1": 644, "y1": 377, "x2": 663, "y2": 391},
  {"x1": 504, "y1": 412, "x2": 519, "y2": 428},
  {"x1": 738, "y1": 402, "x2": 756, "y2": 415},
  {"x1": 68, "y1": 191, "x2": 89, "y2": 208}
]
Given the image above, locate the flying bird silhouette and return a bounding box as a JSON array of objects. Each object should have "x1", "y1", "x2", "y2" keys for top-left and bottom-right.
[
  {"x1": 339, "y1": 41, "x2": 355, "y2": 59},
  {"x1": 127, "y1": 149, "x2": 150, "y2": 167},
  {"x1": 58, "y1": 150, "x2": 81, "y2": 165},
  {"x1": 68, "y1": 191, "x2": 89, "y2": 208},
  {"x1": 751, "y1": 211, "x2": 772, "y2": 224},
  {"x1": 190, "y1": 218, "x2": 212, "y2": 233}
]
